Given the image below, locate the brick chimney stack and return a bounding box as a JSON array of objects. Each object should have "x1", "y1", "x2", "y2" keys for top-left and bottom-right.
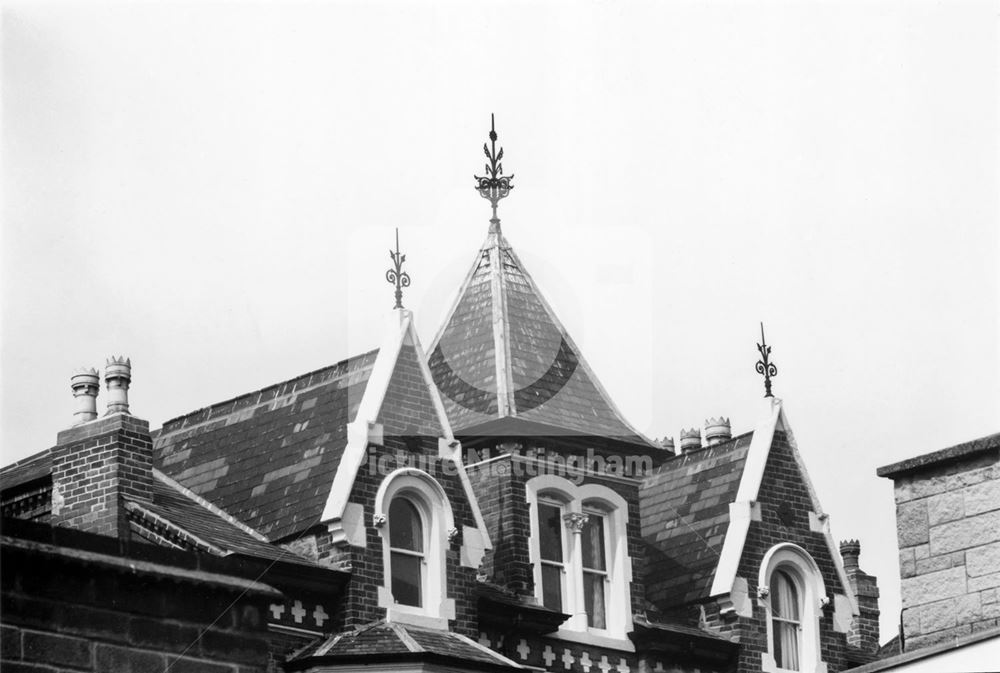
[
  {"x1": 105, "y1": 356, "x2": 132, "y2": 415},
  {"x1": 51, "y1": 357, "x2": 152, "y2": 539},
  {"x1": 70, "y1": 368, "x2": 100, "y2": 425},
  {"x1": 840, "y1": 539, "x2": 880, "y2": 654}
]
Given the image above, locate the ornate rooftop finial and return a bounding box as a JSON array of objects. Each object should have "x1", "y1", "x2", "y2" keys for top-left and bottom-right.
[
  {"x1": 755, "y1": 322, "x2": 778, "y2": 398},
  {"x1": 474, "y1": 114, "x2": 514, "y2": 233},
  {"x1": 385, "y1": 228, "x2": 410, "y2": 309}
]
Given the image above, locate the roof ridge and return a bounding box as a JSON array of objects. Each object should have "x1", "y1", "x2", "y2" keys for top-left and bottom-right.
[
  {"x1": 152, "y1": 469, "x2": 272, "y2": 543},
  {"x1": 158, "y1": 348, "x2": 379, "y2": 433},
  {"x1": 387, "y1": 622, "x2": 424, "y2": 653},
  {"x1": 122, "y1": 499, "x2": 227, "y2": 556}
]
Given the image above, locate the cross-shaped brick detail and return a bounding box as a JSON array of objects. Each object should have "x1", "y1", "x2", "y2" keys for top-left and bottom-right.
[
  {"x1": 516, "y1": 639, "x2": 530, "y2": 661},
  {"x1": 579, "y1": 651, "x2": 593, "y2": 672},
  {"x1": 479, "y1": 632, "x2": 491, "y2": 648},
  {"x1": 269, "y1": 603, "x2": 285, "y2": 620},
  {"x1": 598, "y1": 655, "x2": 612, "y2": 673},
  {"x1": 542, "y1": 645, "x2": 556, "y2": 667},
  {"x1": 615, "y1": 658, "x2": 630, "y2": 673},
  {"x1": 313, "y1": 604, "x2": 328, "y2": 628},
  {"x1": 290, "y1": 600, "x2": 306, "y2": 624},
  {"x1": 561, "y1": 649, "x2": 575, "y2": 670}
]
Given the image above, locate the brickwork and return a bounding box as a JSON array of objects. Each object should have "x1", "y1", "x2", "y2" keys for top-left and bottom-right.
[
  {"x1": 701, "y1": 432, "x2": 850, "y2": 673},
  {"x1": 1, "y1": 529, "x2": 274, "y2": 673},
  {"x1": 51, "y1": 414, "x2": 153, "y2": 538},
  {"x1": 307, "y1": 341, "x2": 484, "y2": 638},
  {"x1": 886, "y1": 445, "x2": 1000, "y2": 650},
  {"x1": 840, "y1": 540, "x2": 880, "y2": 653}
]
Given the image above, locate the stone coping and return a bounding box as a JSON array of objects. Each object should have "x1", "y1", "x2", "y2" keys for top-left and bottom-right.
[
  {"x1": 877, "y1": 433, "x2": 1000, "y2": 479},
  {"x1": 848, "y1": 625, "x2": 1000, "y2": 673}
]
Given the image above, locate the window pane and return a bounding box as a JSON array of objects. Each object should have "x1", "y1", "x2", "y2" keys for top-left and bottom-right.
[
  {"x1": 541, "y1": 563, "x2": 562, "y2": 612},
  {"x1": 389, "y1": 498, "x2": 423, "y2": 552},
  {"x1": 773, "y1": 570, "x2": 800, "y2": 621},
  {"x1": 538, "y1": 503, "x2": 563, "y2": 562},
  {"x1": 391, "y1": 551, "x2": 422, "y2": 607},
  {"x1": 774, "y1": 621, "x2": 800, "y2": 671},
  {"x1": 581, "y1": 514, "x2": 606, "y2": 571},
  {"x1": 583, "y1": 571, "x2": 607, "y2": 629}
]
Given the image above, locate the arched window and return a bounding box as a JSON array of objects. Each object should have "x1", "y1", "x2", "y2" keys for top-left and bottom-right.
[
  {"x1": 525, "y1": 476, "x2": 634, "y2": 649},
  {"x1": 388, "y1": 497, "x2": 424, "y2": 608},
  {"x1": 758, "y1": 543, "x2": 827, "y2": 673},
  {"x1": 770, "y1": 568, "x2": 802, "y2": 671},
  {"x1": 375, "y1": 468, "x2": 456, "y2": 629}
]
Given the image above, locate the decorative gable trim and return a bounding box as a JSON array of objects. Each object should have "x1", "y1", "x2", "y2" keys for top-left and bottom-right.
[
  {"x1": 709, "y1": 398, "x2": 859, "y2": 618},
  {"x1": 320, "y1": 309, "x2": 492, "y2": 556}
]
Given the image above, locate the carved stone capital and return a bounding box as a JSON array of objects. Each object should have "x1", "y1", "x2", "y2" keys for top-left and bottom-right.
[{"x1": 563, "y1": 512, "x2": 589, "y2": 533}]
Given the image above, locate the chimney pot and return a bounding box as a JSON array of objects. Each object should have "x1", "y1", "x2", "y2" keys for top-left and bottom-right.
[
  {"x1": 704, "y1": 417, "x2": 732, "y2": 445},
  {"x1": 70, "y1": 367, "x2": 100, "y2": 425},
  {"x1": 840, "y1": 539, "x2": 861, "y2": 570},
  {"x1": 657, "y1": 437, "x2": 675, "y2": 453},
  {"x1": 105, "y1": 356, "x2": 132, "y2": 415},
  {"x1": 679, "y1": 428, "x2": 702, "y2": 453}
]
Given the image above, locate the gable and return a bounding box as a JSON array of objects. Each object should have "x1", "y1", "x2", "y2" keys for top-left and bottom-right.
[{"x1": 377, "y1": 344, "x2": 448, "y2": 438}]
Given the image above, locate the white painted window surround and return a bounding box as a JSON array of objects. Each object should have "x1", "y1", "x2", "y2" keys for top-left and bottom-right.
[
  {"x1": 525, "y1": 475, "x2": 634, "y2": 651},
  {"x1": 758, "y1": 543, "x2": 830, "y2": 673},
  {"x1": 375, "y1": 468, "x2": 456, "y2": 630}
]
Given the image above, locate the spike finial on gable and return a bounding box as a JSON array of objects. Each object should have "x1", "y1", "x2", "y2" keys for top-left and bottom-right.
[
  {"x1": 755, "y1": 322, "x2": 778, "y2": 398},
  {"x1": 474, "y1": 114, "x2": 515, "y2": 233},
  {"x1": 385, "y1": 228, "x2": 410, "y2": 310}
]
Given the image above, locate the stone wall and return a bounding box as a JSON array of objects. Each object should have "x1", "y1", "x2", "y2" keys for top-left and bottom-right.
[{"x1": 880, "y1": 435, "x2": 1000, "y2": 651}]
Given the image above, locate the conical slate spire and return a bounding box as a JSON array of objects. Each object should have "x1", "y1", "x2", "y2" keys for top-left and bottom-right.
[{"x1": 428, "y1": 228, "x2": 651, "y2": 446}]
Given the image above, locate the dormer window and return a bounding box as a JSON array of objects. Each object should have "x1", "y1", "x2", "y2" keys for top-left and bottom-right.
[
  {"x1": 759, "y1": 543, "x2": 828, "y2": 673},
  {"x1": 388, "y1": 497, "x2": 424, "y2": 608},
  {"x1": 526, "y1": 475, "x2": 634, "y2": 649},
  {"x1": 375, "y1": 468, "x2": 457, "y2": 629}
]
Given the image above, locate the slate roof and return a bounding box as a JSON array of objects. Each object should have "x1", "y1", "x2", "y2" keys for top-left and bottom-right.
[
  {"x1": 428, "y1": 228, "x2": 651, "y2": 446},
  {"x1": 289, "y1": 620, "x2": 522, "y2": 670},
  {"x1": 153, "y1": 350, "x2": 379, "y2": 542},
  {"x1": 0, "y1": 450, "x2": 52, "y2": 492},
  {"x1": 640, "y1": 432, "x2": 753, "y2": 609},
  {"x1": 125, "y1": 472, "x2": 319, "y2": 567}
]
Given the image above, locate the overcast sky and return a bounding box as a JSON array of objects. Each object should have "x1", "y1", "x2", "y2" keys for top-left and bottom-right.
[{"x1": 2, "y1": 0, "x2": 997, "y2": 642}]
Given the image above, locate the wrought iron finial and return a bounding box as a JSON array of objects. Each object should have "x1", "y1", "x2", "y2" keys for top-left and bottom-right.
[
  {"x1": 474, "y1": 114, "x2": 514, "y2": 232},
  {"x1": 755, "y1": 322, "x2": 778, "y2": 398},
  {"x1": 385, "y1": 228, "x2": 410, "y2": 309}
]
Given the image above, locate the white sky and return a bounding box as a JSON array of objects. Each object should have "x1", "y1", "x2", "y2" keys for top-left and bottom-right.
[{"x1": 2, "y1": 0, "x2": 997, "y2": 643}]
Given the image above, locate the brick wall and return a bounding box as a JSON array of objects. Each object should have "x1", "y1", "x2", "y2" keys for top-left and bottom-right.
[
  {"x1": 50, "y1": 414, "x2": 153, "y2": 538},
  {"x1": 1, "y1": 521, "x2": 276, "y2": 673},
  {"x1": 840, "y1": 540, "x2": 880, "y2": 653},
  {"x1": 885, "y1": 444, "x2": 1000, "y2": 650}
]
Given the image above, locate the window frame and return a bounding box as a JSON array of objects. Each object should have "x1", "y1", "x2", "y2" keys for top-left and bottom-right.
[
  {"x1": 375, "y1": 468, "x2": 456, "y2": 629},
  {"x1": 525, "y1": 475, "x2": 634, "y2": 650},
  {"x1": 758, "y1": 543, "x2": 829, "y2": 673}
]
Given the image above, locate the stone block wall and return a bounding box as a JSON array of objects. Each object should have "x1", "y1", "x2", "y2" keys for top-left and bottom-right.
[{"x1": 883, "y1": 438, "x2": 1000, "y2": 651}]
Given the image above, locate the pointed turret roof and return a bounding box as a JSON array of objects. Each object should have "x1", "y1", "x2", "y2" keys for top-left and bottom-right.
[{"x1": 428, "y1": 226, "x2": 652, "y2": 447}]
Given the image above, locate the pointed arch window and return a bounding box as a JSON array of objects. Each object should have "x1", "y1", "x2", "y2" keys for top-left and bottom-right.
[{"x1": 389, "y1": 497, "x2": 424, "y2": 608}]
